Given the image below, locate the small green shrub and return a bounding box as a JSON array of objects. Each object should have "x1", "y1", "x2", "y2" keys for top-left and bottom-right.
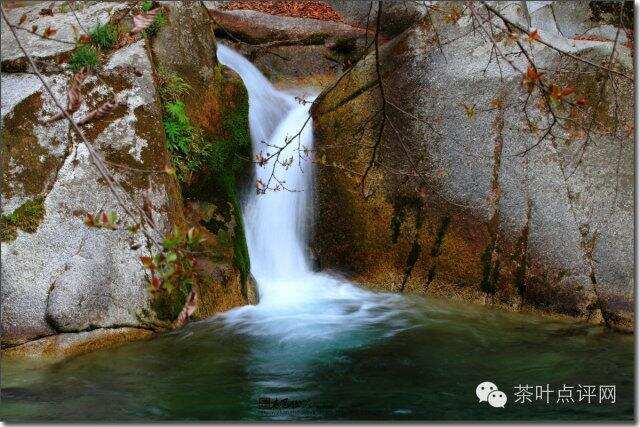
[
  {"x1": 142, "y1": 226, "x2": 207, "y2": 321},
  {"x1": 159, "y1": 78, "x2": 252, "y2": 289},
  {"x1": 69, "y1": 44, "x2": 99, "y2": 72},
  {"x1": 165, "y1": 102, "x2": 192, "y2": 152},
  {"x1": 89, "y1": 22, "x2": 118, "y2": 50},
  {"x1": 163, "y1": 101, "x2": 211, "y2": 181},
  {"x1": 157, "y1": 67, "x2": 192, "y2": 102},
  {"x1": 141, "y1": 0, "x2": 154, "y2": 12},
  {"x1": 144, "y1": 11, "x2": 165, "y2": 37}
]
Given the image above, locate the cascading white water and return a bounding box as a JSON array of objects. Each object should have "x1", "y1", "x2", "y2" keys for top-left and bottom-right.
[{"x1": 216, "y1": 44, "x2": 410, "y2": 341}]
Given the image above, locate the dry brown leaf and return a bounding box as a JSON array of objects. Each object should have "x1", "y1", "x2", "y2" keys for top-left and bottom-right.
[
  {"x1": 130, "y1": 7, "x2": 160, "y2": 34},
  {"x1": 76, "y1": 98, "x2": 124, "y2": 126},
  {"x1": 42, "y1": 26, "x2": 57, "y2": 38},
  {"x1": 219, "y1": 0, "x2": 343, "y2": 22},
  {"x1": 114, "y1": 31, "x2": 137, "y2": 49},
  {"x1": 174, "y1": 289, "x2": 197, "y2": 327},
  {"x1": 45, "y1": 67, "x2": 90, "y2": 123},
  {"x1": 142, "y1": 192, "x2": 155, "y2": 226}
]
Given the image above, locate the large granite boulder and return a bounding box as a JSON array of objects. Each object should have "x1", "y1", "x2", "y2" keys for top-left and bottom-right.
[
  {"x1": 311, "y1": 1, "x2": 633, "y2": 330},
  {"x1": 327, "y1": 0, "x2": 427, "y2": 37},
  {"x1": 1, "y1": 1, "x2": 255, "y2": 356},
  {"x1": 1, "y1": 1, "x2": 129, "y2": 71},
  {"x1": 205, "y1": 7, "x2": 367, "y2": 46}
]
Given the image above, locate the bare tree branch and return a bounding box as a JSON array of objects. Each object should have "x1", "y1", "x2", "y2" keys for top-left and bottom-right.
[{"x1": 479, "y1": 0, "x2": 633, "y2": 81}]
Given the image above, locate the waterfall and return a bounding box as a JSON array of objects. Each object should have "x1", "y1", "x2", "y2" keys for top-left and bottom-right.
[{"x1": 216, "y1": 44, "x2": 410, "y2": 341}]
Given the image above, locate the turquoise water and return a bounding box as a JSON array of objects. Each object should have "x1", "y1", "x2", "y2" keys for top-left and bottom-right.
[{"x1": 1, "y1": 295, "x2": 633, "y2": 421}]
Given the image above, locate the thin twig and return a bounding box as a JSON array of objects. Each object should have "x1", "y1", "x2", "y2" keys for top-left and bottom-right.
[
  {"x1": 1, "y1": 5, "x2": 161, "y2": 248},
  {"x1": 480, "y1": 0, "x2": 632, "y2": 81},
  {"x1": 360, "y1": 0, "x2": 386, "y2": 194}
]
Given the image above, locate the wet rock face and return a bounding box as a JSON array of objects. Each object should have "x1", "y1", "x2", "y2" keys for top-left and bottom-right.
[
  {"x1": 1, "y1": 2, "x2": 255, "y2": 352},
  {"x1": 312, "y1": 1, "x2": 633, "y2": 330},
  {"x1": 151, "y1": 2, "x2": 256, "y2": 309},
  {"x1": 204, "y1": 5, "x2": 367, "y2": 89}
]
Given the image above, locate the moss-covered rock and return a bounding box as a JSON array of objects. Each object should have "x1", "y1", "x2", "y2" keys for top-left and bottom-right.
[
  {"x1": 311, "y1": 7, "x2": 633, "y2": 330},
  {"x1": 1, "y1": 2, "x2": 258, "y2": 358},
  {"x1": 150, "y1": 2, "x2": 256, "y2": 317},
  {"x1": 0, "y1": 197, "x2": 45, "y2": 242}
]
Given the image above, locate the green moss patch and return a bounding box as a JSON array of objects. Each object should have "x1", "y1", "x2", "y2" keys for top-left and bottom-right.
[
  {"x1": 69, "y1": 44, "x2": 99, "y2": 72},
  {"x1": 144, "y1": 11, "x2": 166, "y2": 38},
  {"x1": 1, "y1": 197, "x2": 45, "y2": 241},
  {"x1": 157, "y1": 66, "x2": 192, "y2": 102},
  {"x1": 150, "y1": 268, "x2": 193, "y2": 322},
  {"x1": 1, "y1": 93, "x2": 61, "y2": 200}
]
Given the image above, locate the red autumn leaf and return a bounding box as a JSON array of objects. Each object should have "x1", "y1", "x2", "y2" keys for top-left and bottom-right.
[
  {"x1": 526, "y1": 66, "x2": 544, "y2": 82},
  {"x1": 550, "y1": 84, "x2": 576, "y2": 101},
  {"x1": 84, "y1": 213, "x2": 96, "y2": 227},
  {"x1": 42, "y1": 26, "x2": 57, "y2": 38},
  {"x1": 523, "y1": 66, "x2": 545, "y2": 92},
  {"x1": 576, "y1": 97, "x2": 589, "y2": 106},
  {"x1": 150, "y1": 274, "x2": 162, "y2": 291},
  {"x1": 528, "y1": 29, "x2": 541, "y2": 42},
  {"x1": 79, "y1": 34, "x2": 92, "y2": 43}
]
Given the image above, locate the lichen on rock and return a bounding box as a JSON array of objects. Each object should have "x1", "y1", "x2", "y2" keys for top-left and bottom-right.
[{"x1": 1, "y1": 2, "x2": 255, "y2": 355}]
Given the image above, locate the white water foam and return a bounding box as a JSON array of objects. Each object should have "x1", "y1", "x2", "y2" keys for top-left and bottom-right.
[{"x1": 216, "y1": 44, "x2": 412, "y2": 342}]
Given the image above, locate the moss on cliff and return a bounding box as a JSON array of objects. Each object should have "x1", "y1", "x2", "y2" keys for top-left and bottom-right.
[
  {"x1": 153, "y1": 58, "x2": 252, "y2": 316},
  {"x1": 1, "y1": 197, "x2": 45, "y2": 241},
  {"x1": 2, "y1": 93, "x2": 61, "y2": 201}
]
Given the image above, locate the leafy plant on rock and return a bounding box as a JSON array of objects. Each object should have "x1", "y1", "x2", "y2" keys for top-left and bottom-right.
[
  {"x1": 140, "y1": 227, "x2": 206, "y2": 320},
  {"x1": 157, "y1": 66, "x2": 192, "y2": 102},
  {"x1": 89, "y1": 22, "x2": 118, "y2": 50},
  {"x1": 143, "y1": 10, "x2": 165, "y2": 37},
  {"x1": 69, "y1": 44, "x2": 99, "y2": 71}
]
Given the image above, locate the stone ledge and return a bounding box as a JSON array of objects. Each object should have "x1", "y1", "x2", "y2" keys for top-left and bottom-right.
[{"x1": 2, "y1": 327, "x2": 154, "y2": 362}]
